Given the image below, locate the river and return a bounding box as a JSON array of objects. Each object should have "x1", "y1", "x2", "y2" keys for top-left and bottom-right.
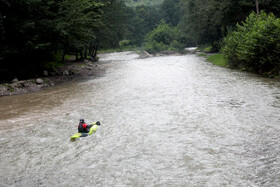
[{"x1": 0, "y1": 52, "x2": 279, "y2": 186}]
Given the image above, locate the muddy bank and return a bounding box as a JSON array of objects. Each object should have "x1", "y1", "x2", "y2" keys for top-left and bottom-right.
[{"x1": 0, "y1": 59, "x2": 104, "y2": 97}]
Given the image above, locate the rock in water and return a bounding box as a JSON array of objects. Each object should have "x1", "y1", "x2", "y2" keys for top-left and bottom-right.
[
  {"x1": 138, "y1": 51, "x2": 153, "y2": 59},
  {"x1": 36, "y1": 78, "x2": 44, "y2": 84},
  {"x1": 63, "y1": 70, "x2": 69, "y2": 75}
]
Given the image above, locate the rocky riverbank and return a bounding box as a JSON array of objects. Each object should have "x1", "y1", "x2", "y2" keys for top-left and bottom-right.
[{"x1": 0, "y1": 59, "x2": 104, "y2": 97}]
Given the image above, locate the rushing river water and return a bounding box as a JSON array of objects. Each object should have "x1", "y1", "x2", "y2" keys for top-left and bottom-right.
[{"x1": 0, "y1": 52, "x2": 279, "y2": 186}]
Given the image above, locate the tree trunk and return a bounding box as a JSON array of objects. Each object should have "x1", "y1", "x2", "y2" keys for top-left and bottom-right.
[
  {"x1": 84, "y1": 46, "x2": 88, "y2": 59},
  {"x1": 92, "y1": 45, "x2": 98, "y2": 59},
  {"x1": 256, "y1": 0, "x2": 259, "y2": 15},
  {"x1": 62, "y1": 50, "x2": 66, "y2": 62},
  {"x1": 80, "y1": 50, "x2": 83, "y2": 60},
  {"x1": 75, "y1": 51, "x2": 79, "y2": 61},
  {"x1": 89, "y1": 42, "x2": 95, "y2": 57},
  {"x1": 88, "y1": 42, "x2": 98, "y2": 59}
]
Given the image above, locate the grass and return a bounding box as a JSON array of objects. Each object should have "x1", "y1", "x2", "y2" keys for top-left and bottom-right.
[
  {"x1": 206, "y1": 54, "x2": 228, "y2": 67},
  {"x1": 197, "y1": 45, "x2": 213, "y2": 53}
]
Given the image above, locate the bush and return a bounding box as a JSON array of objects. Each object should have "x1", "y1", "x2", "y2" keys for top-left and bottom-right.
[
  {"x1": 119, "y1": 40, "x2": 131, "y2": 47},
  {"x1": 222, "y1": 11, "x2": 280, "y2": 75},
  {"x1": 168, "y1": 40, "x2": 184, "y2": 51},
  {"x1": 143, "y1": 20, "x2": 185, "y2": 54},
  {"x1": 144, "y1": 41, "x2": 168, "y2": 54}
]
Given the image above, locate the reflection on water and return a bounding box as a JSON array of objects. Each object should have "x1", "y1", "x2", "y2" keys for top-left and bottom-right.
[{"x1": 0, "y1": 52, "x2": 279, "y2": 186}]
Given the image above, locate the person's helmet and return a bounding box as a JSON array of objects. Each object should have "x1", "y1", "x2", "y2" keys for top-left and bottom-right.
[
  {"x1": 96, "y1": 121, "x2": 101, "y2": 126},
  {"x1": 80, "y1": 119, "x2": 85, "y2": 123}
]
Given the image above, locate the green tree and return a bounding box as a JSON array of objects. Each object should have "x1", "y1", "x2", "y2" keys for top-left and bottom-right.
[
  {"x1": 126, "y1": 5, "x2": 161, "y2": 46},
  {"x1": 56, "y1": 0, "x2": 103, "y2": 61},
  {"x1": 0, "y1": 0, "x2": 104, "y2": 81},
  {"x1": 179, "y1": 0, "x2": 280, "y2": 49},
  {"x1": 96, "y1": 0, "x2": 127, "y2": 49},
  {"x1": 0, "y1": 0, "x2": 61, "y2": 80},
  {"x1": 160, "y1": 0, "x2": 181, "y2": 26}
]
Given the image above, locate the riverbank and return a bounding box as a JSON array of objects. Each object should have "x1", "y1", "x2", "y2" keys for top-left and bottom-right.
[
  {"x1": 198, "y1": 52, "x2": 280, "y2": 79},
  {"x1": 0, "y1": 59, "x2": 105, "y2": 97}
]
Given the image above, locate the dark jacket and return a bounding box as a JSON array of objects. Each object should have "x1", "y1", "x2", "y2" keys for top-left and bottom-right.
[{"x1": 78, "y1": 122, "x2": 92, "y2": 133}]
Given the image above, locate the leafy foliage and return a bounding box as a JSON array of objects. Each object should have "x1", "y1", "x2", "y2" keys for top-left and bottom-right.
[
  {"x1": 56, "y1": 0, "x2": 103, "y2": 54},
  {"x1": 96, "y1": 0, "x2": 127, "y2": 49},
  {"x1": 222, "y1": 11, "x2": 280, "y2": 75},
  {"x1": 124, "y1": 5, "x2": 161, "y2": 46},
  {"x1": 159, "y1": 0, "x2": 180, "y2": 26},
  {"x1": 143, "y1": 20, "x2": 184, "y2": 54}
]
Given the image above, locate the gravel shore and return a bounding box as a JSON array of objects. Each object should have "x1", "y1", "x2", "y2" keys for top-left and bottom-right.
[{"x1": 0, "y1": 59, "x2": 104, "y2": 97}]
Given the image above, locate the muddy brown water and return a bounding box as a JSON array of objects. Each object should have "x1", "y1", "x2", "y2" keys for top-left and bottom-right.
[{"x1": 0, "y1": 52, "x2": 279, "y2": 186}]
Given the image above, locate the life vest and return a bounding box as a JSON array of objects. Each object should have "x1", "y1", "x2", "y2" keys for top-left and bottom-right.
[{"x1": 78, "y1": 122, "x2": 88, "y2": 133}]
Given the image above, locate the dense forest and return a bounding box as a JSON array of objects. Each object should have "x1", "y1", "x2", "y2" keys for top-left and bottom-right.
[{"x1": 0, "y1": 0, "x2": 280, "y2": 82}]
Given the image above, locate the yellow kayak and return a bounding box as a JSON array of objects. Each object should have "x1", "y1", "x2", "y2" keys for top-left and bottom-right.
[{"x1": 70, "y1": 123, "x2": 99, "y2": 141}]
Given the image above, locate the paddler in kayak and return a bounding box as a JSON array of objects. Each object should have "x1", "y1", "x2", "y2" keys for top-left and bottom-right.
[{"x1": 78, "y1": 119, "x2": 100, "y2": 133}]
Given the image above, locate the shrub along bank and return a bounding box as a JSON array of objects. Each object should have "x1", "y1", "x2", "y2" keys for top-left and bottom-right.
[
  {"x1": 222, "y1": 11, "x2": 280, "y2": 77},
  {"x1": 143, "y1": 20, "x2": 185, "y2": 54}
]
